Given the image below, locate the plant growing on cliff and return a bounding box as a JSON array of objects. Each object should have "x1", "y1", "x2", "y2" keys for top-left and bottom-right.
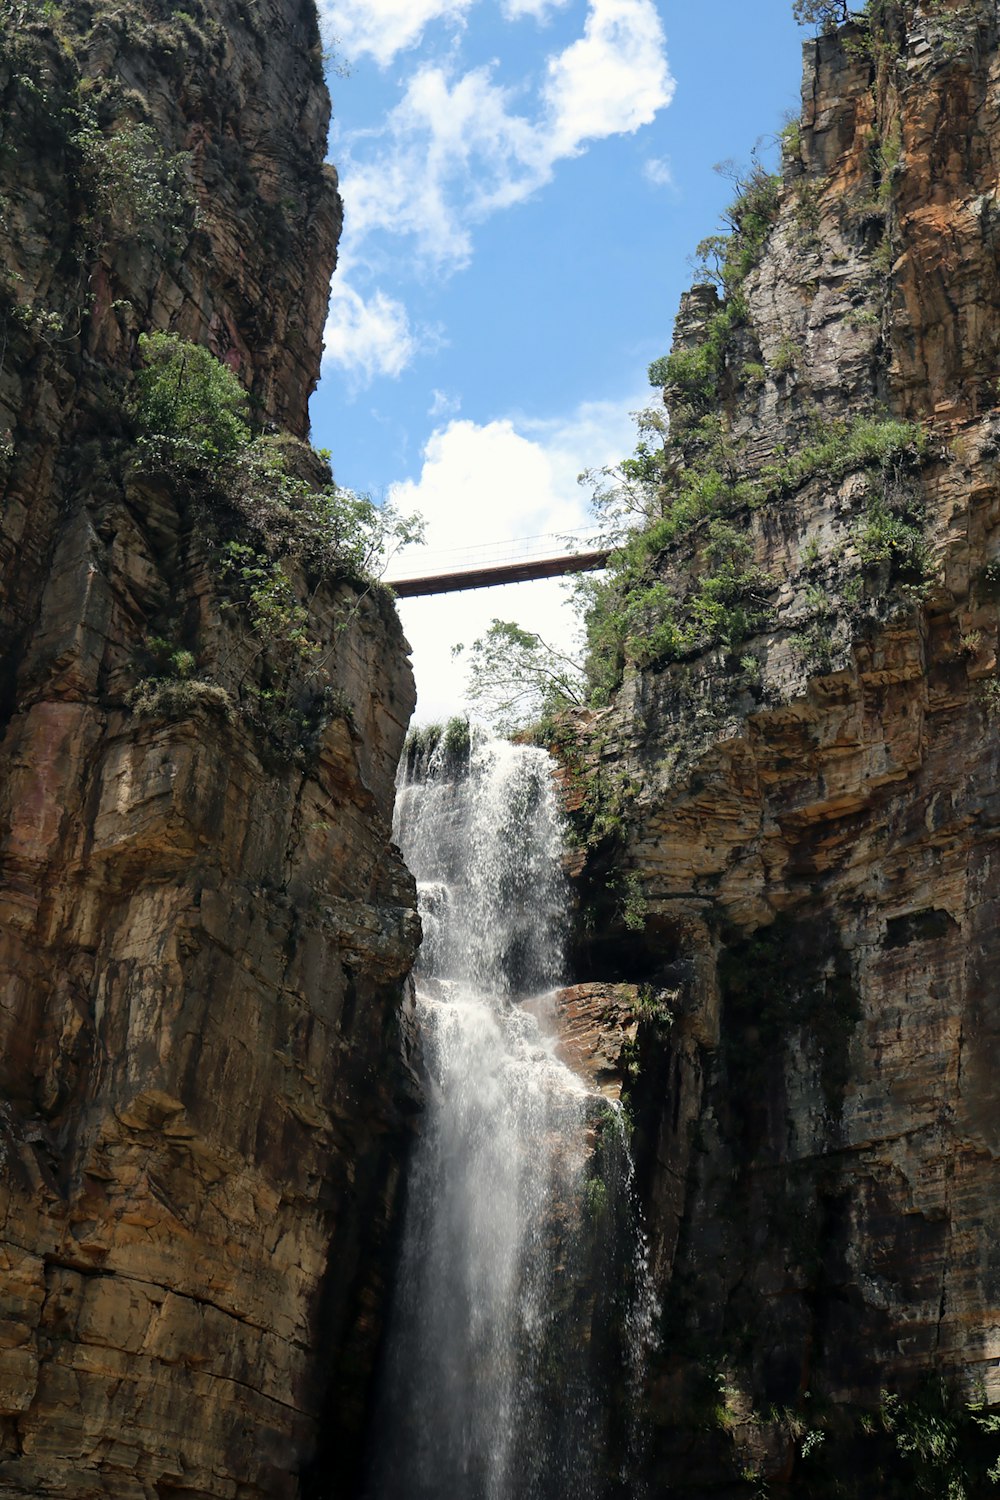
[
  {"x1": 792, "y1": 0, "x2": 856, "y2": 29},
  {"x1": 575, "y1": 403, "x2": 926, "y2": 703},
  {"x1": 452, "y1": 619, "x2": 585, "y2": 733},
  {"x1": 130, "y1": 334, "x2": 422, "y2": 582},
  {"x1": 73, "y1": 111, "x2": 191, "y2": 248},
  {"x1": 126, "y1": 335, "x2": 423, "y2": 756},
  {"x1": 877, "y1": 1379, "x2": 1000, "y2": 1498},
  {"x1": 855, "y1": 498, "x2": 927, "y2": 576},
  {"x1": 648, "y1": 162, "x2": 781, "y2": 419},
  {"x1": 132, "y1": 332, "x2": 251, "y2": 462}
]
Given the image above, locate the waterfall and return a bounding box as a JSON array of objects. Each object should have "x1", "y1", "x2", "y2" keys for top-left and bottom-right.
[{"x1": 363, "y1": 734, "x2": 656, "y2": 1500}]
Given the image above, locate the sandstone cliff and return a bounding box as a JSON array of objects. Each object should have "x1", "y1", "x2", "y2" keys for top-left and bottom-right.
[
  {"x1": 560, "y1": 1, "x2": 1000, "y2": 1492},
  {"x1": 0, "y1": 3, "x2": 419, "y2": 1496}
]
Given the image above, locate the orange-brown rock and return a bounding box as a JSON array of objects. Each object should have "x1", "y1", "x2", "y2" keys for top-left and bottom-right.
[
  {"x1": 0, "y1": 3, "x2": 419, "y2": 1497},
  {"x1": 545, "y1": 983, "x2": 643, "y2": 1099},
  {"x1": 559, "y1": 3, "x2": 1000, "y2": 1491}
]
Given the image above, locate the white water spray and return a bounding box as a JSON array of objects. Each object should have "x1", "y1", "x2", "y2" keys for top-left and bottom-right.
[{"x1": 365, "y1": 734, "x2": 656, "y2": 1500}]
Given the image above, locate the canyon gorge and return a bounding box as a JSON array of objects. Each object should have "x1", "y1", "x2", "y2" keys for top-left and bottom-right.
[{"x1": 0, "y1": 0, "x2": 999, "y2": 1497}]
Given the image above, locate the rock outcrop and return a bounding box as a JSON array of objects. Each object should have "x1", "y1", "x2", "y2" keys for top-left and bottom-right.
[
  {"x1": 561, "y1": 2, "x2": 1000, "y2": 1492},
  {"x1": 0, "y1": 3, "x2": 419, "y2": 1497}
]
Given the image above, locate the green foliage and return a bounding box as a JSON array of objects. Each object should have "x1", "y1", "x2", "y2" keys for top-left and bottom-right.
[
  {"x1": 547, "y1": 720, "x2": 640, "y2": 855},
  {"x1": 218, "y1": 542, "x2": 315, "y2": 664},
  {"x1": 130, "y1": 334, "x2": 422, "y2": 584},
  {"x1": 792, "y1": 0, "x2": 854, "y2": 30},
  {"x1": 648, "y1": 163, "x2": 781, "y2": 417},
  {"x1": 128, "y1": 632, "x2": 234, "y2": 722},
  {"x1": 73, "y1": 110, "x2": 190, "y2": 246},
  {"x1": 791, "y1": 583, "x2": 840, "y2": 673},
  {"x1": 125, "y1": 336, "x2": 422, "y2": 755},
  {"x1": 579, "y1": 406, "x2": 670, "y2": 544},
  {"x1": 584, "y1": 1175, "x2": 609, "y2": 1220},
  {"x1": 762, "y1": 415, "x2": 926, "y2": 497},
  {"x1": 442, "y1": 715, "x2": 471, "y2": 759},
  {"x1": 619, "y1": 871, "x2": 648, "y2": 933},
  {"x1": 579, "y1": 412, "x2": 926, "y2": 701},
  {"x1": 649, "y1": 295, "x2": 747, "y2": 412},
  {"x1": 402, "y1": 716, "x2": 472, "y2": 776},
  {"x1": 452, "y1": 619, "x2": 584, "y2": 734},
  {"x1": 877, "y1": 1379, "x2": 1000, "y2": 1499},
  {"x1": 781, "y1": 117, "x2": 803, "y2": 160},
  {"x1": 132, "y1": 332, "x2": 251, "y2": 462},
  {"x1": 769, "y1": 336, "x2": 799, "y2": 376},
  {"x1": 718, "y1": 163, "x2": 782, "y2": 285},
  {"x1": 145, "y1": 635, "x2": 197, "y2": 681},
  {"x1": 855, "y1": 497, "x2": 927, "y2": 577},
  {"x1": 794, "y1": 179, "x2": 823, "y2": 236},
  {"x1": 977, "y1": 678, "x2": 1000, "y2": 720}
]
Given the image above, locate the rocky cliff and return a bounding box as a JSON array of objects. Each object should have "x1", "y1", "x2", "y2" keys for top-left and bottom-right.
[
  {"x1": 0, "y1": 3, "x2": 419, "y2": 1496},
  {"x1": 561, "y1": 1, "x2": 1000, "y2": 1492}
]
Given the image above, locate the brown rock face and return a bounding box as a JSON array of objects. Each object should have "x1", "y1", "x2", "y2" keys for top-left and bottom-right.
[
  {"x1": 561, "y1": 2, "x2": 1000, "y2": 1491},
  {"x1": 0, "y1": 3, "x2": 419, "y2": 1497},
  {"x1": 539, "y1": 983, "x2": 644, "y2": 1100}
]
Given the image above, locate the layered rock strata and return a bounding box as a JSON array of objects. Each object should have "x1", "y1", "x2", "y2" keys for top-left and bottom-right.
[
  {"x1": 0, "y1": 3, "x2": 419, "y2": 1496},
  {"x1": 562, "y1": 2, "x2": 1000, "y2": 1491}
]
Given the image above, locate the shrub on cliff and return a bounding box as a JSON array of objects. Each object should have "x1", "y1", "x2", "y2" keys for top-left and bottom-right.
[
  {"x1": 792, "y1": 0, "x2": 854, "y2": 29},
  {"x1": 132, "y1": 332, "x2": 251, "y2": 462},
  {"x1": 128, "y1": 332, "x2": 422, "y2": 584},
  {"x1": 125, "y1": 333, "x2": 423, "y2": 757},
  {"x1": 647, "y1": 163, "x2": 780, "y2": 413},
  {"x1": 452, "y1": 620, "x2": 585, "y2": 734}
]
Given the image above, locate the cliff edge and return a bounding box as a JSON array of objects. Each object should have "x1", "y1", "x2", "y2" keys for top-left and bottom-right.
[
  {"x1": 561, "y1": 1, "x2": 1000, "y2": 1491},
  {"x1": 0, "y1": 3, "x2": 419, "y2": 1496}
]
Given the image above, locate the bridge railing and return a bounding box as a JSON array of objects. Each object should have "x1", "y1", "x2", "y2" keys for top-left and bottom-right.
[{"x1": 382, "y1": 528, "x2": 610, "y2": 596}]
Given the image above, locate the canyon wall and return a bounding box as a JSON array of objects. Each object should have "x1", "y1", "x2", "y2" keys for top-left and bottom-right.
[
  {"x1": 0, "y1": 3, "x2": 419, "y2": 1496},
  {"x1": 562, "y1": 1, "x2": 1000, "y2": 1491}
]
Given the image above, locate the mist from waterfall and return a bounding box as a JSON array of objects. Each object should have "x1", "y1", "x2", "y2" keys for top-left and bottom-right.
[{"x1": 363, "y1": 733, "x2": 655, "y2": 1500}]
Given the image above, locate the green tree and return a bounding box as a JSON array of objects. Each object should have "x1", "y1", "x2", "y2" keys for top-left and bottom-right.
[
  {"x1": 452, "y1": 619, "x2": 584, "y2": 733},
  {"x1": 792, "y1": 0, "x2": 854, "y2": 30},
  {"x1": 131, "y1": 331, "x2": 251, "y2": 461},
  {"x1": 579, "y1": 406, "x2": 669, "y2": 545}
]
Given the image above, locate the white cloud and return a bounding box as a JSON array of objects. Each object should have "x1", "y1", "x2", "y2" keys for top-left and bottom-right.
[
  {"x1": 429, "y1": 389, "x2": 462, "y2": 417},
  {"x1": 318, "y1": 0, "x2": 473, "y2": 66},
  {"x1": 383, "y1": 396, "x2": 642, "y2": 724},
  {"x1": 337, "y1": 0, "x2": 675, "y2": 270},
  {"x1": 543, "y1": 0, "x2": 675, "y2": 158},
  {"x1": 500, "y1": 0, "x2": 571, "y2": 19},
  {"x1": 340, "y1": 64, "x2": 539, "y2": 269},
  {"x1": 323, "y1": 277, "x2": 417, "y2": 383},
  {"x1": 643, "y1": 154, "x2": 674, "y2": 188}
]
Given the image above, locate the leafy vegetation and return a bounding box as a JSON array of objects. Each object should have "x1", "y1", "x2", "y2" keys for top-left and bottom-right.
[
  {"x1": 132, "y1": 332, "x2": 251, "y2": 462},
  {"x1": 792, "y1": 0, "x2": 857, "y2": 29},
  {"x1": 73, "y1": 109, "x2": 191, "y2": 249},
  {"x1": 876, "y1": 1380, "x2": 1000, "y2": 1498},
  {"x1": 125, "y1": 334, "x2": 422, "y2": 757},
  {"x1": 577, "y1": 413, "x2": 926, "y2": 702},
  {"x1": 402, "y1": 716, "x2": 472, "y2": 777},
  {"x1": 452, "y1": 619, "x2": 585, "y2": 734},
  {"x1": 130, "y1": 333, "x2": 422, "y2": 587},
  {"x1": 648, "y1": 162, "x2": 781, "y2": 422}
]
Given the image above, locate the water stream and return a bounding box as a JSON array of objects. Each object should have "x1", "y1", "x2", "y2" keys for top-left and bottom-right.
[{"x1": 363, "y1": 734, "x2": 655, "y2": 1500}]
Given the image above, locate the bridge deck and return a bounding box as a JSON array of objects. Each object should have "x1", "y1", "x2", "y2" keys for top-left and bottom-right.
[{"x1": 387, "y1": 548, "x2": 610, "y2": 598}]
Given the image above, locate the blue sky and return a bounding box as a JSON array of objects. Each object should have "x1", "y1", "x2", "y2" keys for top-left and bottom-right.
[{"x1": 311, "y1": 0, "x2": 806, "y2": 723}]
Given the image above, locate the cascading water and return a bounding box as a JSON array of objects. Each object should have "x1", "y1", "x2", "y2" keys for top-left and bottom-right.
[{"x1": 363, "y1": 733, "x2": 656, "y2": 1500}]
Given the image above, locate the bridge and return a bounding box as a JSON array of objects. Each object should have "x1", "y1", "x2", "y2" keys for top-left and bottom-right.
[{"x1": 383, "y1": 530, "x2": 611, "y2": 598}]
